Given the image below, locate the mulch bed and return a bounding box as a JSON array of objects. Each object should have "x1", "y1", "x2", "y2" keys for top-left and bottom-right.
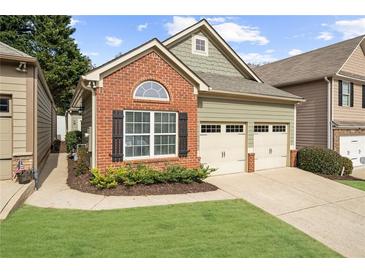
[
  {"x1": 320, "y1": 174, "x2": 364, "y2": 181},
  {"x1": 66, "y1": 158, "x2": 218, "y2": 196}
]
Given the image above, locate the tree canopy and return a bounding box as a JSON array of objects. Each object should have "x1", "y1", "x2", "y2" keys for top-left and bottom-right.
[{"x1": 0, "y1": 16, "x2": 92, "y2": 114}]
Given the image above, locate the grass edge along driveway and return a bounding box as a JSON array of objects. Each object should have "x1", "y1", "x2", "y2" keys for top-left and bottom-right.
[
  {"x1": 0, "y1": 199, "x2": 341, "y2": 258},
  {"x1": 336, "y1": 179, "x2": 365, "y2": 192}
]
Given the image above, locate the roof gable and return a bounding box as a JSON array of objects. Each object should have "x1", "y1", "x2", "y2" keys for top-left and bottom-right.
[
  {"x1": 163, "y1": 20, "x2": 263, "y2": 83},
  {"x1": 338, "y1": 40, "x2": 365, "y2": 80},
  {"x1": 255, "y1": 35, "x2": 365, "y2": 86},
  {"x1": 84, "y1": 39, "x2": 209, "y2": 91}
]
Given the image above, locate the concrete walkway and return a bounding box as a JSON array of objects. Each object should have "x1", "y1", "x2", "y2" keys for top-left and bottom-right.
[
  {"x1": 207, "y1": 168, "x2": 365, "y2": 258},
  {"x1": 0, "y1": 180, "x2": 35, "y2": 220},
  {"x1": 352, "y1": 167, "x2": 365, "y2": 180},
  {"x1": 26, "y1": 153, "x2": 234, "y2": 210}
]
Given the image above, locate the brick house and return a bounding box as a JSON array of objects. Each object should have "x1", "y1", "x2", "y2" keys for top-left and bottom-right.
[
  {"x1": 70, "y1": 19, "x2": 304, "y2": 175},
  {"x1": 256, "y1": 35, "x2": 365, "y2": 167}
]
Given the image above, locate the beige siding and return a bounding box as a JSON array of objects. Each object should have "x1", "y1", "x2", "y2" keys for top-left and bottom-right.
[
  {"x1": 81, "y1": 94, "x2": 92, "y2": 144},
  {"x1": 37, "y1": 79, "x2": 53, "y2": 169},
  {"x1": 0, "y1": 61, "x2": 33, "y2": 155},
  {"x1": 281, "y1": 80, "x2": 328, "y2": 148},
  {"x1": 341, "y1": 44, "x2": 365, "y2": 77},
  {"x1": 198, "y1": 97, "x2": 295, "y2": 148},
  {"x1": 333, "y1": 78, "x2": 365, "y2": 122}
]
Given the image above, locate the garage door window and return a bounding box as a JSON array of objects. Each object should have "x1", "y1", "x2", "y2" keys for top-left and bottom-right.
[
  {"x1": 226, "y1": 125, "x2": 244, "y2": 133},
  {"x1": 254, "y1": 125, "x2": 269, "y2": 133},
  {"x1": 273, "y1": 125, "x2": 286, "y2": 132},
  {"x1": 201, "y1": 124, "x2": 221, "y2": 133},
  {"x1": 0, "y1": 98, "x2": 9, "y2": 113}
]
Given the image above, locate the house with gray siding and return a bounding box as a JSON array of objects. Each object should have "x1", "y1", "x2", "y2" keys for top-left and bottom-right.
[
  {"x1": 0, "y1": 42, "x2": 56, "y2": 182},
  {"x1": 255, "y1": 35, "x2": 365, "y2": 167},
  {"x1": 70, "y1": 19, "x2": 304, "y2": 175}
]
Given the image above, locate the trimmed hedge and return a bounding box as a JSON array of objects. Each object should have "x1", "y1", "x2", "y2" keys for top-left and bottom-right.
[
  {"x1": 90, "y1": 164, "x2": 215, "y2": 189},
  {"x1": 297, "y1": 147, "x2": 353, "y2": 176}
]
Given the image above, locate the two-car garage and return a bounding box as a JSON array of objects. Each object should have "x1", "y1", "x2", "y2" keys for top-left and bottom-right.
[{"x1": 199, "y1": 121, "x2": 289, "y2": 175}]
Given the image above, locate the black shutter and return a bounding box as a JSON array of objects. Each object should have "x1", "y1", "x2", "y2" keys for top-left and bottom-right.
[
  {"x1": 338, "y1": 80, "x2": 343, "y2": 106},
  {"x1": 350, "y1": 82, "x2": 354, "y2": 107},
  {"x1": 178, "y1": 112, "x2": 188, "y2": 157},
  {"x1": 362, "y1": 85, "x2": 365, "y2": 108},
  {"x1": 112, "y1": 110, "x2": 124, "y2": 162}
]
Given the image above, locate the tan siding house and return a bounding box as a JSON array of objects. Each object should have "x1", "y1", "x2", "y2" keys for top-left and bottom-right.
[
  {"x1": 256, "y1": 35, "x2": 365, "y2": 167},
  {"x1": 0, "y1": 42, "x2": 56, "y2": 183}
]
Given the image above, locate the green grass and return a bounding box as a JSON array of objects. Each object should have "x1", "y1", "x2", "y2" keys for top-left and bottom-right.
[
  {"x1": 0, "y1": 200, "x2": 340, "y2": 258},
  {"x1": 336, "y1": 179, "x2": 365, "y2": 191}
]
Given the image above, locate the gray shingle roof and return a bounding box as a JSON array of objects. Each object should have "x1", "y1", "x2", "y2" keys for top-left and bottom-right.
[
  {"x1": 254, "y1": 35, "x2": 365, "y2": 87},
  {"x1": 195, "y1": 71, "x2": 303, "y2": 100},
  {"x1": 0, "y1": 41, "x2": 34, "y2": 59}
]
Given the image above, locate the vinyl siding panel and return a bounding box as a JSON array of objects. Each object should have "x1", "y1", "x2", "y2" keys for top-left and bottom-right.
[
  {"x1": 81, "y1": 94, "x2": 92, "y2": 144},
  {"x1": 0, "y1": 61, "x2": 29, "y2": 155},
  {"x1": 341, "y1": 45, "x2": 365, "y2": 77},
  {"x1": 198, "y1": 97, "x2": 295, "y2": 148},
  {"x1": 281, "y1": 80, "x2": 328, "y2": 149},
  {"x1": 37, "y1": 79, "x2": 53, "y2": 170},
  {"x1": 333, "y1": 78, "x2": 365, "y2": 122},
  {"x1": 169, "y1": 31, "x2": 243, "y2": 77}
]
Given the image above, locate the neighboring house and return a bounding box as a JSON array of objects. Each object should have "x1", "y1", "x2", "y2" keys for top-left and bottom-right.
[
  {"x1": 0, "y1": 42, "x2": 57, "y2": 181},
  {"x1": 70, "y1": 19, "x2": 304, "y2": 175},
  {"x1": 57, "y1": 115, "x2": 66, "y2": 141},
  {"x1": 255, "y1": 35, "x2": 365, "y2": 167}
]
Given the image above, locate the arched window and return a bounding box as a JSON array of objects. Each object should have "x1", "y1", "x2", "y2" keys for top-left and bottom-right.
[{"x1": 133, "y1": 81, "x2": 169, "y2": 101}]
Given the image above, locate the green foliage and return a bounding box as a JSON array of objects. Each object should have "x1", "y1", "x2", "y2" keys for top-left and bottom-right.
[
  {"x1": 298, "y1": 147, "x2": 353, "y2": 176},
  {"x1": 74, "y1": 147, "x2": 89, "y2": 176},
  {"x1": 65, "y1": 131, "x2": 82, "y2": 152},
  {"x1": 0, "y1": 16, "x2": 92, "y2": 114},
  {"x1": 90, "y1": 164, "x2": 216, "y2": 189}
]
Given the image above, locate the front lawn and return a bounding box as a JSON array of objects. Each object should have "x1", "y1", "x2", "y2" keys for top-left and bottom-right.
[
  {"x1": 0, "y1": 200, "x2": 340, "y2": 258},
  {"x1": 336, "y1": 179, "x2": 365, "y2": 191}
]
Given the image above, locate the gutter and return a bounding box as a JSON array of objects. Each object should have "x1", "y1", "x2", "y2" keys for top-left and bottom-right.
[{"x1": 324, "y1": 77, "x2": 332, "y2": 149}]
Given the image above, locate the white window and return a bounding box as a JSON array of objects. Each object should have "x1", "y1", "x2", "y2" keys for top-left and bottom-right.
[
  {"x1": 0, "y1": 97, "x2": 10, "y2": 113},
  {"x1": 254, "y1": 125, "x2": 269, "y2": 133},
  {"x1": 124, "y1": 111, "x2": 177, "y2": 159},
  {"x1": 201, "y1": 124, "x2": 221, "y2": 133},
  {"x1": 272, "y1": 125, "x2": 286, "y2": 133},
  {"x1": 342, "y1": 81, "x2": 350, "y2": 107},
  {"x1": 192, "y1": 35, "x2": 208, "y2": 56},
  {"x1": 226, "y1": 125, "x2": 244, "y2": 133},
  {"x1": 133, "y1": 81, "x2": 169, "y2": 101}
]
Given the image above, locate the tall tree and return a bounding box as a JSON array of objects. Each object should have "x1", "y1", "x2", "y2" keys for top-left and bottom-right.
[{"x1": 0, "y1": 16, "x2": 92, "y2": 114}]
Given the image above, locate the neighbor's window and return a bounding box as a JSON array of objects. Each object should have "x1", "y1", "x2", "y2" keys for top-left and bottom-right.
[
  {"x1": 133, "y1": 81, "x2": 169, "y2": 101},
  {"x1": 254, "y1": 125, "x2": 269, "y2": 133},
  {"x1": 124, "y1": 111, "x2": 177, "y2": 159},
  {"x1": 192, "y1": 35, "x2": 208, "y2": 55},
  {"x1": 0, "y1": 98, "x2": 9, "y2": 112},
  {"x1": 342, "y1": 81, "x2": 350, "y2": 107}
]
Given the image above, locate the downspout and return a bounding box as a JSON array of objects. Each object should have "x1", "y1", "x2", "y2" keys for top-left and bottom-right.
[
  {"x1": 80, "y1": 78, "x2": 97, "y2": 168},
  {"x1": 324, "y1": 77, "x2": 332, "y2": 149}
]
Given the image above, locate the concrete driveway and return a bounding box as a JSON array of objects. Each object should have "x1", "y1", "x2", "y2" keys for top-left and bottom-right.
[{"x1": 207, "y1": 168, "x2": 365, "y2": 258}]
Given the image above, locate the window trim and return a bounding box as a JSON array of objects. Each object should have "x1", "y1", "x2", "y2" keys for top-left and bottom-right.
[
  {"x1": 192, "y1": 35, "x2": 209, "y2": 56},
  {"x1": 272, "y1": 125, "x2": 287, "y2": 133},
  {"x1": 341, "y1": 81, "x2": 351, "y2": 107},
  {"x1": 0, "y1": 95, "x2": 11, "y2": 117},
  {"x1": 123, "y1": 110, "x2": 178, "y2": 160},
  {"x1": 133, "y1": 81, "x2": 170, "y2": 102}
]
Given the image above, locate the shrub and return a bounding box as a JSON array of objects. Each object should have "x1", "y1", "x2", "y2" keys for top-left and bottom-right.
[
  {"x1": 65, "y1": 131, "x2": 82, "y2": 153},
  {"x1": 297, "y1": 147, "x2": 353, "y2": 176},
  {"x1": 89, "y1": 164, "x2": 215, "y2": 189},
  {"x1": 74, "y1": 147, "x2": 89, "y2": 176}
]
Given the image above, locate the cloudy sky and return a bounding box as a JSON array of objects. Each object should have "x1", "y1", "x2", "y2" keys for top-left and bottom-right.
[{"x1": 71, "y1": 15, "x2": 365, "y2": 66}]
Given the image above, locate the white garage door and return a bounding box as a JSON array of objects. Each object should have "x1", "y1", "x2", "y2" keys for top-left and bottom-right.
[
  {"x1": 340, "y1": 136, "x2": 365, "y2": 167},
  {"x1": 200, "y1": 123, "x2": 246, "y2": 175},
  {"x1": 254, "y1": 124, "x2": 288, "y2": 171}
]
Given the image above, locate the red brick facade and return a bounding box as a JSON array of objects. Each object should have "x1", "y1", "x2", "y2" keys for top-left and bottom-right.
[
  {"x1": 95, "y1": 51, "x2": 199, "y2": 171},
  {"x1": 247, "y1": 153, "x2": 255, "y2": 172},
  {"x1": 290, "y1": 149, "x2": 298, "y2": 167}
]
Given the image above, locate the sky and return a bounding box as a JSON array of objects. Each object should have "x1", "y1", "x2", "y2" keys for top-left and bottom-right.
[{"x1": 70, "y1": 15, "x2": 365, "y2": 66}]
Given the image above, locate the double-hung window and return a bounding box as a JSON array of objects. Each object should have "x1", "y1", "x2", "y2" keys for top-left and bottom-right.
[
  {"x1": 342, "y1": 81, "x2": 351, "y2": 107},
  {"x1": 124, "y1": 111, "x2": 177, "y2": 159}
]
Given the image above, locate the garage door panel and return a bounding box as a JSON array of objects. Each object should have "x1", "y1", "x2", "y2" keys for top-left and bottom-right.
[{"x1": 340, "y1": 136, "x2": 365, "y2": 167}]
